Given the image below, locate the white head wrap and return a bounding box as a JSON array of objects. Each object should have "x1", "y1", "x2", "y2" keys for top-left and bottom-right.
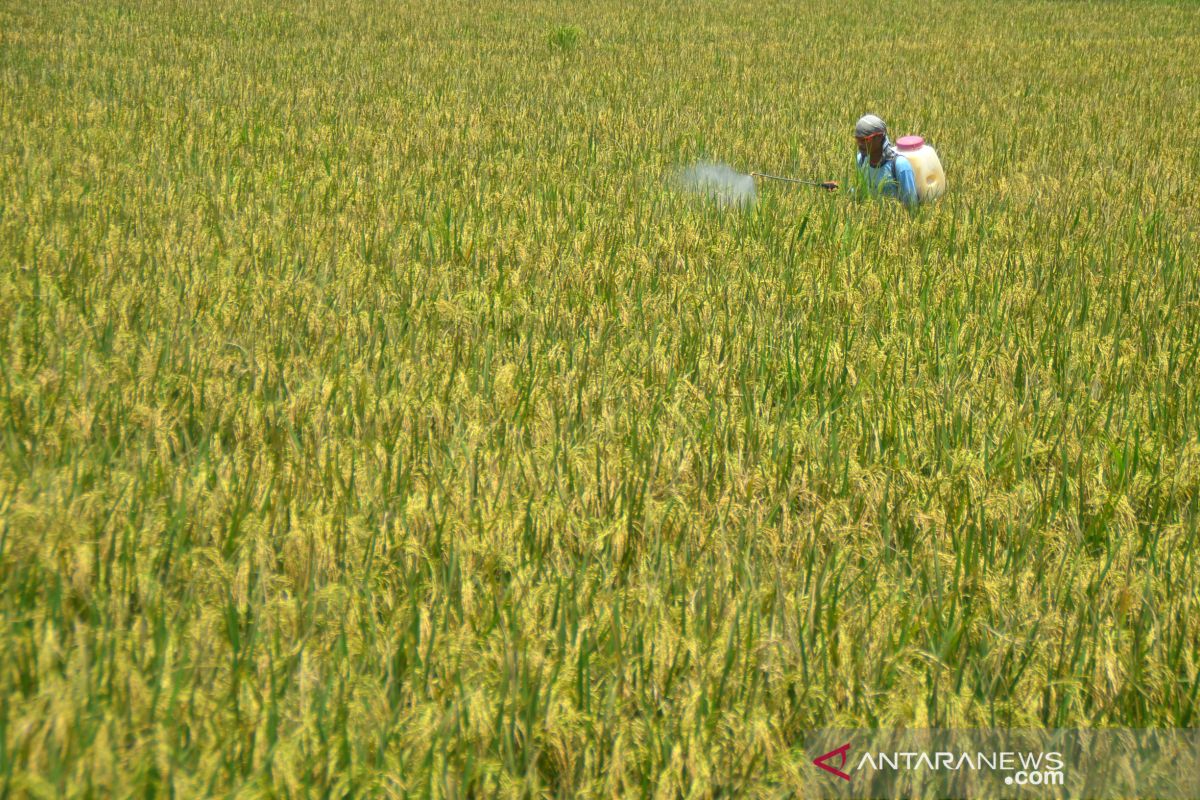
[{"x1": 854, "y1": 114, "x2": 887, "y2": 138}]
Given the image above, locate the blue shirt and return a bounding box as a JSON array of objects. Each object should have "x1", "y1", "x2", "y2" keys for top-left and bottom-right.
[{"x1": 856, "y1": 153, "x2": 918, "y2": 208}]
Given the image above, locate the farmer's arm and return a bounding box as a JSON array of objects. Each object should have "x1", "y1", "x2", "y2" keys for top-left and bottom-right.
[
  {"x1": 837, "y1": 153, "x2": 868, "y2": 196},
  {"x1": 822, "y1": 156, "x2": 857, "y2": 192}
]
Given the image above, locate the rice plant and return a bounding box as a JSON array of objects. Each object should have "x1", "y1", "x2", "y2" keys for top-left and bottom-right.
[{"x1": 1, "y1": 0, "x2": 1198, "y2": 795}]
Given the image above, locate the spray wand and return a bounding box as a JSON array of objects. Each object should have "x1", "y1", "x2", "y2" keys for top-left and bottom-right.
[{"x1": 751, "y1": 172, "x2": 839, "y2": 192}]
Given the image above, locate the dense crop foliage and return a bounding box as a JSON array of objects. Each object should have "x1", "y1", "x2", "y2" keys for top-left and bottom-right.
[{"x1": 2, "y1": 0, "x2": 1199, "y2": 795}]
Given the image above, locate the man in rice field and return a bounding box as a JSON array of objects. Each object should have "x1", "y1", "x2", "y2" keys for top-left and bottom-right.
[{"x1": 831, "y1": 114, "x2": 919, "y2": 208}]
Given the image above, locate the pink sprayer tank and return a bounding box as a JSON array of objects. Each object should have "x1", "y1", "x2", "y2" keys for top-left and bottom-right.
[{"x1": 895, "y1": 135, "x2": 946, "y2": 201}]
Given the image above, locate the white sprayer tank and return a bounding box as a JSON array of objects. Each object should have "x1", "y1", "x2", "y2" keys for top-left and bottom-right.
[{"x1": 895, "y1": 135, "x2": 946, "y2": 201}]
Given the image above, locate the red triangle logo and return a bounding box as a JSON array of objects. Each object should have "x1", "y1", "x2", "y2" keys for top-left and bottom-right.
[{"x1": 814, "y1": 742, "x2": 853, "y2": 781}]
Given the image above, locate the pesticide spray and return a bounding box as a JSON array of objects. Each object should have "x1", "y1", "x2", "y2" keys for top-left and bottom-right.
[
  {"x1": 674, "y1": 162, "x2": 757, "y2": 208},
  {"x1": 674, "y1": 162, "x2": 838, "y2": 207}
]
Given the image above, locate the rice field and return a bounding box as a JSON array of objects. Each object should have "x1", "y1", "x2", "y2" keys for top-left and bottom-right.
[{"x1": 1, "y1": 0, "x2": 1199, "y2": 795}]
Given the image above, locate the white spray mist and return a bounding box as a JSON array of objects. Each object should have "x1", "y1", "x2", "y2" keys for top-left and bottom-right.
[{"x1": 673, "y1": 162, "x2": 756, "y2": 208}]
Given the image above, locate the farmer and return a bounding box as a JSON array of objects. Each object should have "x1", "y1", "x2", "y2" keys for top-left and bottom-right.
[{"x1": 824, "y1": 115, "x2": 919, "y2": 207}]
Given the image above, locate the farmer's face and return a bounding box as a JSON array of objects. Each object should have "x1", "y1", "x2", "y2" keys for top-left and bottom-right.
[{"x1": 856, "y1": 132, "x2": 883, "y2": 161}]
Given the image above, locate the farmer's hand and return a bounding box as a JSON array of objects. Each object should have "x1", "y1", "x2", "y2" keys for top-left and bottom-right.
[{"x1": 821, "y1": 181, "x2": 839, "y2": 192}]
